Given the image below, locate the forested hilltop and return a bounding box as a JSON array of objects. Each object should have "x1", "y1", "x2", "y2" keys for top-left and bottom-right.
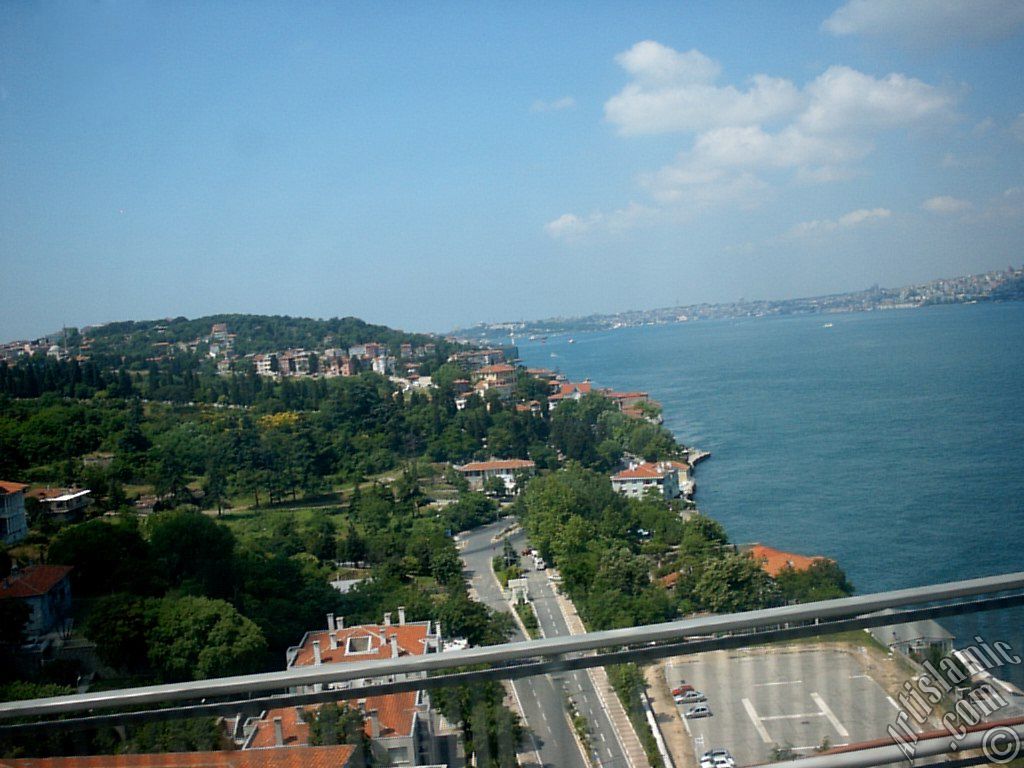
[{"x1": 11, "y1": 313, "x2": 449, "y2": 363}]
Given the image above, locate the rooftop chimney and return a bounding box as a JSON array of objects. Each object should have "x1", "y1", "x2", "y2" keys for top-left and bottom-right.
[
  {"x1": 398, "y1": 606, "x2": 406, "y2": 625},
  {"x1": 337, "y1": 615, "x2": 344, "y2": 630},
  {"x1": 383, "y1": 611, "x2": 392, "y2": 627},
  {"x1": 272, "y1": 716, "x2": 284, "y2": 747},
  {"x1": 390, "y1": 634, "x2": 399, "y2": 658},
  {"x1": 329, "y1": 632, "x2": 338, "y2": 650},
  {"x1": 312, "y1": 640, "x2": 322, "y2": 666},
  {"x1": 368, "y1": 709, "x2": 380, "y2": 739},
  {"x1": 327, "y1": 612, "x2": 335, "y2": 631}
]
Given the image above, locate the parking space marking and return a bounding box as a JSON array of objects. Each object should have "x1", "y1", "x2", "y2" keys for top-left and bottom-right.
[
  {"x1": 742, "y1": 698, "x2": 773, "y2": 744},
  {"x1": 760, "y1": 712, "x2": 824, "y2": 721},
  {"x1": 811, "y1": 692, "x2": 850, "y2": 738}
]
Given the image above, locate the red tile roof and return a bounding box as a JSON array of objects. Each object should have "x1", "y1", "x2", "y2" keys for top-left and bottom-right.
[
  {"x1": 0, "y1": 482, "x2": 28, "y2": 494},
  {"x1": 478, "y1": 364, "x2": 515, "y2": 374},
  {"x1": 0, "y1": 745, "x2": 356, "y2": 768},
  {"x1": 746, "y1": 544, "x2": 829, "y2": 577},
  {"x1": 0, "y1": 566, "x2": 72, "y2": 599},
  {"x1": 290, "y1": 624, "x2": 432, "y2": 668},
  {"x1": 611, "y1": 463, "x2": 674, "y2": 481},
  {"x1": 246, "y1": 707, "x2": 310, "y2": 749},
  {"x1": 251, "y1": 692, "x2": 419, "y2": 749},
  {"x1": 457, "y1": 459, "x2": 535, "y2": 472}
]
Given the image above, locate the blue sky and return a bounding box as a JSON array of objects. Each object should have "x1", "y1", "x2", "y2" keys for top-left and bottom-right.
[{"x1": 2, "y1": 1, "x2": 1023, "y2": 339}]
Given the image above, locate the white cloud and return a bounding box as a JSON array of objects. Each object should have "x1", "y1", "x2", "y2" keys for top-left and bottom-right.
[
  {"x1": 789, "y1": 207, "x2": 891, "y2": 237},
  {"x1": 822, "y1": 0, "x2": 1024, "y2": 43},
  {"x1": 614, "y1": 41, "x2": 720, "y2": 86},
  {"x1": 544, "y1": 203, "x2": 657, "y2": 240},
  {"x1": 798, "y1": 66, "x2": 955, "y2": 134},
  {"x1": 547, "y1": 41, "x2": 960, "y2": 236},
  {"x1": 922, "y1": 195, "x2": 973, "y2": 214},
  {"x1": 531, "y1": 96, "x2": 577, "y2": 113},
  {"x1": 605, "y1": 42, "x2": 802, "y2": 136},
  {"x1": 544, "y1": 213, "x2": 593, "y2": 239},
  {"x1": 604, "y1": 46, "x2": 954, "y2": 138}
]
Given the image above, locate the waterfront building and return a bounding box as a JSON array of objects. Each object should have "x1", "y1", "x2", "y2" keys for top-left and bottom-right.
[{"x1": 610, "y1": 461, "x2": 681, "y2": 499}]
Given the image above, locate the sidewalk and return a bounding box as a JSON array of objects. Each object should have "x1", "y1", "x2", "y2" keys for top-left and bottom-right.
[{"x1": 552, "y1": 589, "x2": 651, "y2": 768}]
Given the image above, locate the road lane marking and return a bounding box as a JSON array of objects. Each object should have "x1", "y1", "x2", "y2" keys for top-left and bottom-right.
[
  {"x1": 886, "y1": 695, "x2": 900, "y2": 710},
  {"x1": 760, "y1": 712, "x2": 825, "y2": 720},
  {"x1": 742, "y1": 698, "x2": 773, "y2": 744},
  {"x1": 754, "y1": 680, "x2": 803, "y2": 687},
  {"x1": 811, "y1": 692, "x2": 850, "y2": 738}
]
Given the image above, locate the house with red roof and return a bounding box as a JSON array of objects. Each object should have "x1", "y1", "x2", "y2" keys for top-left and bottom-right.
[
  {"x1": 610, "y1": 462, "x2": 681, "y2": 500},
  {"x1": 270, "y1": 610, "x2": 463, "y2": 767},
  {"x1": 0, "y1": 481, "x2": 29, "y2": 545},
  {"x1": 741, "y1": 544, "x2": 830, "y2": 577},
  {"x1": 0, "y1": 744, "x2": 357, "y2": 768},
  {"x1": 454, "y1": 459, "x2": 535, "y2": 494},
  {"x1": 0, "y1": 564, "x2": 73, "y2": 640}
]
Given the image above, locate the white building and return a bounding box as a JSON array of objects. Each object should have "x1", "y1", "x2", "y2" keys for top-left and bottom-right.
[
  {"x1": 0, "y1": 482, "x2": 29, "y2": 545},
  {"x1": 610, "y1": 461, "x2": 681, "y2": 500},
  {"x1": 455, "y1": 459, "x2": 536, "y2": 493}
]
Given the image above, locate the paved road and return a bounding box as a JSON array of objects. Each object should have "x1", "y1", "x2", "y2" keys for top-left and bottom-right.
[{"x1": 458, "y1": 518, "x2": 632, "y2": 768}]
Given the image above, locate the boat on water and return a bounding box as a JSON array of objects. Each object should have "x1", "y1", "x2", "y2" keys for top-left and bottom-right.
[
  {"x1": 568, "y1": 338, "x2": 575, "y2": 344},
  {"x1": 822, "y1": 323, "x2": 834, "y2": 328}
]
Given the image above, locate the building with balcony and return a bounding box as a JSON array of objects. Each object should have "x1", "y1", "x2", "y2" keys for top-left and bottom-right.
[
  {"x1": 610, "y1": 461, "x2": 681, "y2": 499},
  {"x1": 0, "y1": 481, "x2": 29, "y2": 545},
  {"x1": 454, "y1": 459, "x2": 536, "y2": 494}
]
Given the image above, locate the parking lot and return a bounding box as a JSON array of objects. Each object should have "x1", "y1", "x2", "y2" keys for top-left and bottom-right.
[{"x1": 665, "y1": 647, "x2": 900, "y2": 766}]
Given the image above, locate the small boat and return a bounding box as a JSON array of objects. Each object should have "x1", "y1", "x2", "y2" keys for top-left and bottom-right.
[
  {"x1": 568, "y1": 338, "x2": 575, "y2": 344},
  {"x1": 822, "y1": 323, "x2": 834, "y2": 329}
]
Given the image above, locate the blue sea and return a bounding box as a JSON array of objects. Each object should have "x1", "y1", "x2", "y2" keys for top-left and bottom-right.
[{"x1": 518, "y1": 302, "x2": 1024, "y2": 681}]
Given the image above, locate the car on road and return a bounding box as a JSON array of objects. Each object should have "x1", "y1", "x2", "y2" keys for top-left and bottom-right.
[
  {"x1": 674, "y1": 690, "x2": 706, "y2": 704},
  {"x1": 671, "y1": 684, "x2": 693, "y2": 696},
  {"x1": 683, "y1": 705, "x2": 712, "y2": 719},
  {"x1": 700, "y1": 750, "x2": 735, "y2": 768}
]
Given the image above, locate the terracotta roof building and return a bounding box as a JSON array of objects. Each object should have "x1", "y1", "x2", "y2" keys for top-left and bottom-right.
[
  {"x1": 0, "y1": 745, "x2": 356, "y2": 768},
  {"x1": 454, "y1": 459, "x2": 535, "y2": 494},
  {"x1": 277, "y1": 612, "x2": 463, "y2": 767},
  {"x1": 610, "y1": 462, "x2": 681, "y2": 500},
  {"x1": 0, "y1": 565, "x2": 73, "y2": 640},
  {"x1": 742, "y1": 544, "x2": 830, "y2": 577},
  {"x1": 0, "y1": 481, "x2": 29, "y2": 545}
]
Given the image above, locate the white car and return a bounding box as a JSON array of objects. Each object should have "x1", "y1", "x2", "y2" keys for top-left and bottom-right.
[
  {"x1": 684, "y1": 704, "x2": 712, "y2": 719},
  {"x1": 675, "y1": 690, "x2": 706, "y2": 704},
  {"x1": 701, "y1": 749, "x2": 734, "y2": 768}
]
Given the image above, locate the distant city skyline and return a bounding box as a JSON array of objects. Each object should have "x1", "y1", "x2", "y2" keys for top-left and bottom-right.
[{"x1": 2, "y1": 1, "x2": 1023, "y2": 340}]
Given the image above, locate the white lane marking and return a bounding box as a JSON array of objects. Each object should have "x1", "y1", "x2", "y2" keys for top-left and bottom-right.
[
  {"x1": 742, "y1": 698, "x2": 773, "y2": 744},
  {"x1": 510, "y1": 680, "x2": 545, "y2": 768},
  {"x1": 849, "y1": 674, "x2": 871, "y2": 680},
  {"x1": 753, "y1": 680, "x2": 803, "y2": 687},
  {"x1": 886, "y1": 695, "x2": 901, "y2": 710},
  {"x1": 760, "y1": 712, "x2": 825, "y2": 720},
  {"x1": 811, "y1": 692, "x2": 850, "y2": 738},
  {"x1": 600, "y1": 733, "x2": 606, "y2": 742}
]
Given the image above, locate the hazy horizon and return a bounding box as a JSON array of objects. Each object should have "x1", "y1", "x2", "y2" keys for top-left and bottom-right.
[{"x1": 3, "y1": 2, "x2": 1023, "y2": 340}]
